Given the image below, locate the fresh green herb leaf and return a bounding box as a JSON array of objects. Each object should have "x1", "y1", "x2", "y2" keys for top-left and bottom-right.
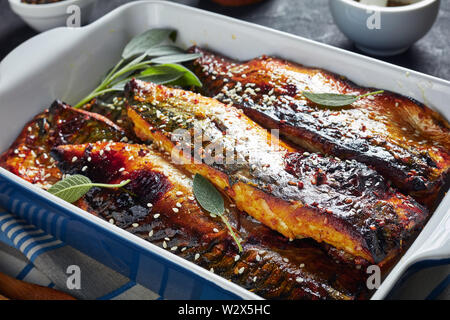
[
  {"x1": 219, "y1": 215, "x2": 243, "y2": 253},
  {"x1": 139, "y1": 64, "x2": 202, "y2": 87},
  {"x1": 122, "y1": 29, "x2": 177, "y2": 59},
  {"x1": 302, "y1": 90, "x2": 384, "y2": 107},
  {"x1": 145, "y1": 45, "x2": 184, "y2": 57},
  {"x1": 140, "y1": 73, "x2": 185, "y2": 85},
  {"x1": 193, "y1": 174, "x2": 243, "y2": 252},
  {"x1": 74, "y1": 28, "x2": 202, "y2": 109},
  {"x1": 48, "y1": 174, "x2": 130, "y2": 203},
  {"x1": 150, "y1": 53, "x2": 202, "y2": 64},
  {"x1": 193, "y1": 174, "x2": 224, "y2": 215},
  {"x1": 111, "y1": 64, "x2": 202, "y2": 90},
  {"x1": 161, "y1": 64, "x2": 203, "y2": 88}
]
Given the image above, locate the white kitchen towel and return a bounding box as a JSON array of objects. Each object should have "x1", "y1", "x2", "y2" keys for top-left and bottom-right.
[{"x1": 0, "y1": 210, "x2": 159, "y2": 300}]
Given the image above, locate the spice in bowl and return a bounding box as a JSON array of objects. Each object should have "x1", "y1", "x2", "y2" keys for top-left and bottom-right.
[{"x1": 357, "y1": 0, "x2": 418, "y2": 7}]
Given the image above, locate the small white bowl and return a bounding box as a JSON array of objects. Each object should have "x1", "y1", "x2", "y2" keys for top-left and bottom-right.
[
  {"x1": 8, "y1": 0, "x2": 96, "y2": 32},
  {"x1": 329, "y1": 0, "x2": 441, "y2": 56}
]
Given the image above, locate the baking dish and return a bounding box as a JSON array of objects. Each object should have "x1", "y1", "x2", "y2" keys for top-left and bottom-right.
[{"x1": 0, "y1": 0, "x2": 448, "y2": 300}]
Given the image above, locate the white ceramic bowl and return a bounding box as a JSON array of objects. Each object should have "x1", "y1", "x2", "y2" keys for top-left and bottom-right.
[
  {"x1": 8, "y1": 0, "x2": 96, "y2": 32},
  {"x1": 329, "y1": 0, "x2": 441, "y2": 56}
]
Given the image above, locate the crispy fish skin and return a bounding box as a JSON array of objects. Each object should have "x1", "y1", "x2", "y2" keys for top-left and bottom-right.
[
  {"x1": 51, "y1": 142, "x2": 370, "y2": 300},
  {"x1": 0, "y1": 100, "x2": 126, "y2": 188},
  {"x1": 189, "y1": 47, "x2": 450, "y2": 207},
  {"x1": 125, "y1": 79, "x2": 428, "y2": 264}
]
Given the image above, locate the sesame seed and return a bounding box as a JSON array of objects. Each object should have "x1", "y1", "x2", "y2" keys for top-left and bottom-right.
[
  {"x1": 253, "y1": 276, "x2": 257, "y2": 282},
  {"x1": 296, "y1": 277, "x2": 304, "y2": 283},
  {"x1": 171, "y1": 246, "x2": 178, "y2": 251},
  {"x1": 82, "y1": 166, "x2": 88, "y2": 172},
  {"x1": 147, "y1": 203, "x2": 153, "y2": 208},
  {"x1": 300, "y1": 263, "x2": 305, "y2": 268},
  {"x1": 87, "y1": 157, "x2": 92, "y2": 162},
  {"x1": 256, "y1": 255, "x2": 261, "y2": 262},
  {"x1": 163, "y1": 241, "x2": 167, "y2": 249},
  {"x1": 213, "y1": 228, "x2": 219, "y2": 233},
  {"x1": 238, "y1": 267, "x2": 245, "y2": 274},
  {"x1": 119, "y1": 167, "x2": 125, "y2": 172},
  {"x1": 210, "y1": 268, "x2": 214, "y2": 273},
  {"x1": 194, "y1": 253, "x2": 200, "y2": 261},
  {"x1": 234, "y1": 255, "x2": 240, "y2": 262},
  {"x1": 176, "y1": 202, "x2": 182, "y2": 208},
  {"x1": 181, "y1": 247, "x2": 187, "y2": 252},
  {"x1": 72, "y1": 156, "x2": 78, "y2": 162},
  {"x1": 109, "y1": 218, "x2": 115, "y2": 224},
  {"x1": 188, "y1": 196, "x2": 195, "y2": 201},
  {"x1": 172, "y1": 208, "x2": 179, "y2": 213},
  {"x1": 132, "y1": 223, "x2": 139, "y2": 228},
  {"x1": 176, "y1": 191, "x2": 183, "y2": 196},
  {"x1": 283, "y1": 258, "x2": 289, "y2": 263},
  {"x1": 148, "y1": 230, "x2": 154, "y2": 237},
  {"x1": 154, "y1": 214, "x2": 160, "y2": 219}
]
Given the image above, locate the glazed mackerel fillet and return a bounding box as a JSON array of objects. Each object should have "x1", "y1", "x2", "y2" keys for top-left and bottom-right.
[
  {"x1": 0, "y1": 100, "x2": 126, "y2": 189},
  {"x1": 125, "y1": 79, "x2": 428, "y2": 264},
  {"x1": 51, "y1": 142, "x2": 370, "y2": 300},
  {"x1": 189, "y1": 47, "x2": 450, "y2": 207}
]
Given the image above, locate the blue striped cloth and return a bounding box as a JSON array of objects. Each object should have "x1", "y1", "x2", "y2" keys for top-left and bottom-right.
[
  {"x1": 0, "y1": 210, "x2": 159, "y2": 300},
  {"x1": 0, "y1": 209, "x2": 448, "y2": 300}
]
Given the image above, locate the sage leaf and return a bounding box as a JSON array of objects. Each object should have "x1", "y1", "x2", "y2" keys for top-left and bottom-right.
[
  {"x1": 151, "y1": 53, "x2": 201, "y2": 64},
  {"x1": 137, "y1": 64, "x2": 202, "y2": 87},
  {"x1": 74, "y1": 28, "x2": 202, "y2": 109},
  {"x1": 163, "y1": 64, "x2": 203, "y2": 88},
  {"x1": 122, "y1": 29, "x2": 177, "y2": 59},
  {"x1": 139, "y1": 73, "x2": 185, "y2": 85},
  {"x1": 193, "y1": 174, "x2": 224, "y2": 215},
  {"x1": 48, "y1": 174, "x2": 130, "y2": 203},
  {"x1": 145, "y1": 45, "x2": 184, "y2": 57},
  {"x1": 193, "y1": 174, "x2": 242, "y2": 252},
  {"x1": 111, "y1": 64, "x2": 202, "y2": 90},
  {"x1": 302, "y1": 90, "x2": 384, "y2": 107}
]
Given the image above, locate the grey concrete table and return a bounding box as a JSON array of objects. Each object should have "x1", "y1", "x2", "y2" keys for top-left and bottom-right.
[
  {"x1": 1, "y1": 0, "x2": 449, "y2": 80},
  {"x1": 0, "y1": 0, "x2": 448, "y2": 300}
]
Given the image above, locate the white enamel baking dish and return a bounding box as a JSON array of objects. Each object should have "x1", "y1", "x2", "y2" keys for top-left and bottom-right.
[{"x1": 0, "y1": 0, "x2": 448, "y2": 300}]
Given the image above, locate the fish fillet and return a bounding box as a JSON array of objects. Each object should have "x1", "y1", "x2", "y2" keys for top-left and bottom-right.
[{"x1": 125, "y1": 79, "x2": 429, "y2": 264}]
